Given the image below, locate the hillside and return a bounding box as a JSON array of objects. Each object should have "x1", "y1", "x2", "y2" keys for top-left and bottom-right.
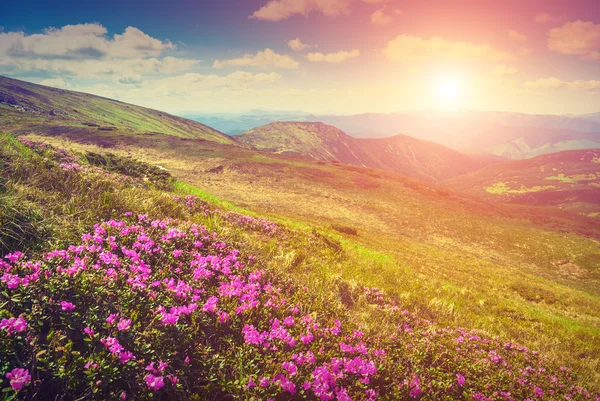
[
  {"x1": 15, "y1": 126, "x2": 600, "y2": 389},
  {"x1": 303, "y1": 111, "x2": 600, "y2": 159},
  {"x1": 444, "y1": 149, "x2": 600, "y2": 217},
  {"x1": 2, "y1": 134, "x2": 599, "y2": 399},
  {"x1": 0, "y1": 75, "x2": 236, "y2": 144},
  {"x1": 237, "y1": 122, "x2": 490, "y2": 181}
]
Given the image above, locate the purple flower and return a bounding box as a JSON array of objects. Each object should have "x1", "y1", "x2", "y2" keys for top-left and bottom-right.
[
  {"x1": 282, "y1": 361, "x2": 298, "y2": 376},
  {"x1": 117, "y1": 318, "x2": 132, "y2": 331},
  {"x1": 409, "y1": 374, "x2": 422, "y2": 398},
  {"x1": 279, "y1": 376, "x2": 296, "y2": 395},
  {"x1": 5, "y1": 368, "x2": 31, "y2": 391},
  {"x1": 203, "y1": 296, "x2": 219, "y2": 313},
  {"x1": 145, "y1": 374, "x2": 164, "y2": 391},
  {"x1": 0, "y1": 316, "x2": 27, "y2": 336},
  {"x1": 119, "y1": 351, "x2": 136, "y2": 363},
  {"x1": 534, "y1": 387, "x2": 544, "y2": 398},
  {"x1": 61, "y1": 301, "x2": 75, "y2": 312},
  {"x1": 1, "y1": 273, "x2": 20, "y2": 289},
  {"x1": 457, "y1": 373, "x2": 466, "y2": 387},
  {"x1": 106, "y1": 313, "x2": 118, "y2": 325}
]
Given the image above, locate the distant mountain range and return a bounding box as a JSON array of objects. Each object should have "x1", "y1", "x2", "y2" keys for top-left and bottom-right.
[
  {"x1": 1, "y1": 75, "x2": 598, "y2": 218},
  {"x1": 186, "y1": 110, "x2": 600, "y2": 159},
  {"x1": 237, "y1": 122, "x2": 492, "y2": 181}
]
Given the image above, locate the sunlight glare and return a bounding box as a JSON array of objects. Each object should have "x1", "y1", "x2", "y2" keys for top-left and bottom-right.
[{"x1": 433, "y1": 76, "x2": 464, "y2": 110}]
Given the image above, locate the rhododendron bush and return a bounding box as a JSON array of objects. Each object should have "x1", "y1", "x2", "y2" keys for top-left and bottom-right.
[{"x1": 2, "y1": 215, "x2": 599, "y2": 400}]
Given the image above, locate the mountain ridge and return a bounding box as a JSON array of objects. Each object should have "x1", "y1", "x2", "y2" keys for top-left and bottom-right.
[
  {"x1": 0, "y1": 75, "x2": 237, "y2": 145},
  {"x1": 237, "y1": 121, "x2": 492, "y2": 181}
]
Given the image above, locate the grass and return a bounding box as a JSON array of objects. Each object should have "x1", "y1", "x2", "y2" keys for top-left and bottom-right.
[
  {"x1": 1, "y1": 126, "x2": 600, "y2": 396},
  {"x1": 14, "y1": 132, "x2": 600, "y2": 389},
  {"x1": 1, "y1": 133, "x2": 600, "y2": 399},
  {"x1": 0, "y1": 75, "x2": 236, "y2": 144}
]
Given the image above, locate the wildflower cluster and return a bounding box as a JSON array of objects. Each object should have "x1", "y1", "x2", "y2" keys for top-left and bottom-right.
[
  {"x1": 18, "y1": 138, "x2": 142, "y2": 187},
  {"x1": 1, "y1": 213, "x2": 598, "y2": 400},
  {"x1": 173, "y1": 194, "x2": 280, "y2": 238}
]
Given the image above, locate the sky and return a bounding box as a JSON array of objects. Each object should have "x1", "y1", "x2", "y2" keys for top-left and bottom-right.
[{"x1": 1, "y1": 0, "x2": 600, "y2": 115}]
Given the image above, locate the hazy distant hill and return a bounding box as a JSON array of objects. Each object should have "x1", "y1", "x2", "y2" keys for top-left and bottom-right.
[
  {"x1": 444, "y1": 149, "x2": 600, "y2": 217},
  {"x1": 184, "y1": 108, "x2": 600, "y2": 159},
  {"x1": 183, "y1": 110, "x2": 310, "y2": 135},
  {"x1": 306, "y1": 111, "x2": 600, "y2": 159},
  {"x1": 237, "y1": 121, "x2": 491, "y2": 181},
  {"x1": 0, "y1": 75, "x2": 236, "y2": 145}
]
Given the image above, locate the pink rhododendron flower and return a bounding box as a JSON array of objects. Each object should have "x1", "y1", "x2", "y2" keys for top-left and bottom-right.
[
  {"x1": 145, "y1": 374, "x2": 164, "y2": 391},
  {"x1": 409, "y1": 374, "x2": 422, "y2": 398},
  {"x1": 1, "y1": 273, "x2": 20, "y2": 289},
  {"x1": 457, "y1": 373, "x2": 466, "y2": 387},
  {"x1": 534, "y1": 387, "x2": 544, "y2": 398},
  {"x1": 61, "y1": 301, "x2": 75, "y2": 312},
  {"x1": 117, "y1": 318, "x2": 132, "y2": 331},
  {"x1": 0, "y1": 316, "x2": 27, "y2": 336},
  {"x1": 5, "y1": 368, "x2": 31, "y2": 391}
]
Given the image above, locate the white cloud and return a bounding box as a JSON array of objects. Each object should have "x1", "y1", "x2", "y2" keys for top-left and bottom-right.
[
  {"x1": 492, "y1": 64, "x2": 518, "y2": 75},
  {"x1": 72, "y1": 71, "x2": 283, "y2": 107},
  {"x1": 0, "y1": 23, "x2": 197, "y2": 83},
  {"x1": 0, "y1": 23, "x2": 173, "y2": 59},
  {"x1": 547, "y1": 20, "x2": 600, "y2": 61},
  {"x1": 382, "y1": 35, "x2": 510, "y2": 64},
  {"x1": 213, "y1": 48, "x2": 299, "y2": 69},
  {"x1": 307, "y1": 49, "x2": 360, "y2": 63},
  {"x1": 38, "y1": 77, "x2": 71, "y2": 89},
  {"x1": 371, "y1": 9, "x2": 390, "y2": 25},
  {"x1": 524, "y1": 77, "x2": 600, "y2": 92},
  {"x1": 507, "y1": 29, "x2": 526, "y2": 42},
  {"x1": 370, "y1": 8, "x2": 402, "y2": 25},
  {"x1": 534, "y1": 12, "x2": 566, "y2": 23},
  {"x1": 288, "y1": 38, "x2": 312, "y2": 52},
  {"x1": 0, "y1": 56, "x2": 198, "y2": 79},
  {"x1": 250, "y1": 0, "x2": 351, "y2": 21}
]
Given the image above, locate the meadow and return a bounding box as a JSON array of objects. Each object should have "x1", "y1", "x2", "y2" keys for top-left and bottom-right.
[{"x1": 1, "y1": 133, "x2": 600, "y2": 400}]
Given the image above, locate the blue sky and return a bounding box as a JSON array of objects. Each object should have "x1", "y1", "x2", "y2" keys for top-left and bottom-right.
[{"x1": 1, "y1": 0, "x2": 600, "y2": 115}]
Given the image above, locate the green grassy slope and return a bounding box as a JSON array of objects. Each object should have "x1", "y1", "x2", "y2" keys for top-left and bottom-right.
[
  {"x1": 0, "y1": 75, "x2": 236, "y2": 144},
  {"x1": 444, "y1": 149, "x2": 600, "y2": 217},
  {"x1": 18, "y1": 129, "x2": 600, "y2": 390},
  {"x1": 3, "y1": 134, "x2": 599, "y2": 400},
  {"x1": 237, "y1": 121, "x2": 491, "y2": 181}
]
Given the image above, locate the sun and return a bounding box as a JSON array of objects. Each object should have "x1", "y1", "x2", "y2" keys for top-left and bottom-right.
[{"x1": 433, "y1": 76, "x2": 464, "y2": 110}]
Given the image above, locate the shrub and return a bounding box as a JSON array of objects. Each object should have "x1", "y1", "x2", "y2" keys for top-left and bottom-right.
[
  {"x1": 84, "y1": 152, "x2": 174, "y2": 191},
  {"x1": 332, "y1": 225, "x2": 358, "y2": 236}
]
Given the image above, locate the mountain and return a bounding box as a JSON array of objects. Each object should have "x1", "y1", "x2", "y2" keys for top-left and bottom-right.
[
  {"x1": 237, "y1": 121, "x2": 492, "y2": 181},
  {"x1": 0, "y1": 75, "x2": 236, "y2": 144},
  {"x1": 444, "y1": 149, "x2": 600, "y2": 217},
  {"x1": 306, "y1": 111, "x2": 600, "y2": 159},
  {"x1": 179, "y1": 108, "x2": 600, "y2": 159}
]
